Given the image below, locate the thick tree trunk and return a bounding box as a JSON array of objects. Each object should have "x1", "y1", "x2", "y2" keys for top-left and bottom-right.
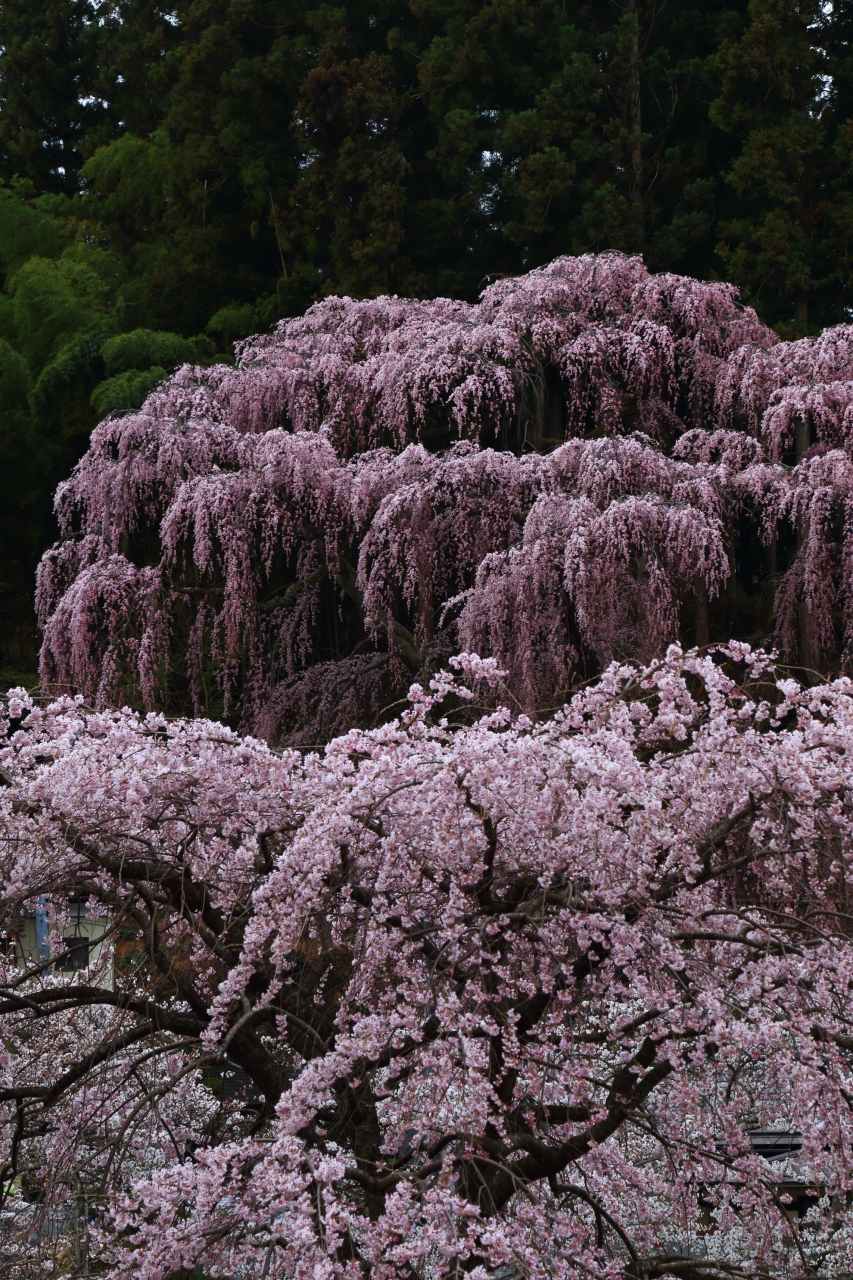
[
  {"x1": 695, "y1": 579, "x2": 709, "y2": 648},
  {"x1": 795, "y1": 412, "x2": 810, "y2": 462},
  {"x1": 797, "y1": 604, "x2": 814, "y2": 671},
  {"x1": 544, "y1": 366, "x2": 565, "y2": 444},
  {"x1": 766, "y1": 521, "x2": 777, "y2": 582}
]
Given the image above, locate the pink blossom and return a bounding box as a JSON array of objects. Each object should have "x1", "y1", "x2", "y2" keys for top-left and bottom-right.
[
  {"x1": 36, "y1": 255, "x2": 853, "y2": 741},
  {"x1": 3, "y1": 647, "x2": 853, "y2": 1277}
]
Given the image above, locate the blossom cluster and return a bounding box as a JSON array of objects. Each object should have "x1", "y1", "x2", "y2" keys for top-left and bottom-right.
[
  {"x1": 3, "y1": 646, "x2": 853, "y2": 1279},
  {"x1": 36, "y1": 253, "x2": 853, "y2": 742}
]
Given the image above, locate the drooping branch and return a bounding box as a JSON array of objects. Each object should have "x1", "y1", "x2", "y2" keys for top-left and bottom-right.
[{"x1": 34, "y1": 255, "x2": 853, "y2": 739}]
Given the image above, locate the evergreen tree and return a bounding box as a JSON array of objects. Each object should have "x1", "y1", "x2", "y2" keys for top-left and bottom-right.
[
  {"x1": 0, "y1": 340, "x2": 43, "y2": 676},
  {"x1": 821, "y1": 0, "x2": 853, "y2": 320},
  {"x1": 0, "y1": 0, "x2": 104, "y2": 192},
  {"x1": 91, "y1": 0, "x2": 189, "y2": 145},
  {"x1": 709, "y1": 0, "x2": 852, "y2": 332},
  {"x1": 291, "y1": 0, "x2": 755, "y2": 297},
  {"x1": 81, "y1": 0, "x2": 313, "y2": 332}
]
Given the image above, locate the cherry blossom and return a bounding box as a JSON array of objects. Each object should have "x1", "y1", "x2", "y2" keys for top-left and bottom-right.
[
  {"x1": 4, "y1": 646, "x2": 853, "y2": 1279},
  {"x1": 35, "y1": 254, "x2": 853, "y2": 744}
]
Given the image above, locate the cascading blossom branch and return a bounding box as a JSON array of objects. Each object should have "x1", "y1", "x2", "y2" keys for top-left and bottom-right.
[
  {"x1": 35, "y1": 252, "x2": 853, "y2": 744},
  {"x1": 4, "y1": 646, "x2": 853, "y2": 1279}
]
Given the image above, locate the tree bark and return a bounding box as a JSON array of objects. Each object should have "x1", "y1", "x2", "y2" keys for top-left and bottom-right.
[{"x1": 695, "y1": 579, "x2": 709, "y2": 648}]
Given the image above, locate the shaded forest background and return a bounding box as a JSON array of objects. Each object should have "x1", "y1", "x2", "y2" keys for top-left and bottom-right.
[{"x1": 0, "y1": 0, "x2": 851, "y2": 682}]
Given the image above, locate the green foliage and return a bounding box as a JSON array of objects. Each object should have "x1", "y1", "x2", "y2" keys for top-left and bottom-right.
[
  {"x1": 205, "y1": 303, "x2": 260, "y2": 351},
  {"x1": 90, "y1": 367, "x2": 167, "y2": 418},
  {"x1": 0, "y1": 184, "x2": 65, "y2": 277},
  {"x1": 709, "y1": 0, "x2": 845, "y2": 331},
  {"x1": 0, "y1": 339, "x2": 44, "y2": 681},
  {"x1": 29, "y1": 331, "x2": 109, "y2": 446},
  {"x1": 0, "y1": 0, "x2": 104, "y2": 193},
  {"x1": 95, "y1": 329, "x2": 218, "y2": 413},
  {"x1": 0, "y1": 338, "x2": 31, "y2": 412},
  {"x1": 100, "y1": 329, "x2": 211, "y2": 376},
  {"x1": 5, "y1": 254, "x2": 115, "y2": 369}
]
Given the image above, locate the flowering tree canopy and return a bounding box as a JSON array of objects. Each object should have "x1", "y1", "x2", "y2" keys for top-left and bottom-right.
[
  {"x1": 33, "y1": 253, "x2": 853, "y2": 745},
  {"x1": 3, "y1": 645, "x2": 853, "y2": 1279}
]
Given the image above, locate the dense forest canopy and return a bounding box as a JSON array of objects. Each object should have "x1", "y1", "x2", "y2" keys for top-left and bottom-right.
[{"x1": 0, "y1": 0, "x2": 852, "y2": 679}]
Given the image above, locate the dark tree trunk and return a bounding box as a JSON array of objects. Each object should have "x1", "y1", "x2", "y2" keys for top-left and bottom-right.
[{"x1": 695, "y1": 579, "x2": 709, "y2": 648}]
